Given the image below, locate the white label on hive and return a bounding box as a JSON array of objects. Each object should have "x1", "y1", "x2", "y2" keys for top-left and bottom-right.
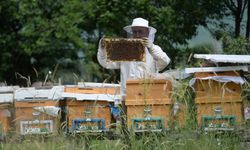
[{"x1": 20, "y1": 120, "x2": 53, "y2": 135}]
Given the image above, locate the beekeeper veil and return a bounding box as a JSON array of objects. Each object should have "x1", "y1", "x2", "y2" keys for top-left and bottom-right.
[{"x1": 123, "y1": 17, "x2": 157, "y2": 42}]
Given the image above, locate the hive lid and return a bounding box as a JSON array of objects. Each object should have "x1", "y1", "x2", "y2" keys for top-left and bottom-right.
[
  {"x1": 14, "y1": 86, "x2": 64, "y2": 101},
  {"x1": 0, "y1": 86, "x2": 19, "y2": 103},
  {"x1": 75, "y1": 82, "x2": 120, "y2": 88},
  {"x1": 189, "y1": 76, "x2": 246, "y2": 89},
  {"x1": 185, "y1": 66, "x2": 248, "y2": 74},
  {"x1": 0, "y1": 94, "x2": 13, "y2": 103},
  {"x1": 0, "y1": 86, "x2": 19, "y2": 93},
  {"x1": 194, "y1": 54, "x2": 250, "y2": 64}
]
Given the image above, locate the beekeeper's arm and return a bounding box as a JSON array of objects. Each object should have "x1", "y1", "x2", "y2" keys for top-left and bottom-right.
[
  {"x1": 97, "y1": 39, "x2": 120, "y2": 69},
  {"x1": 142, "y1": 38, "x2": 171, "y2": 71}
]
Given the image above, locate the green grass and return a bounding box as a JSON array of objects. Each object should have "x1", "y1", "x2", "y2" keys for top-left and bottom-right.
[
  {"x1": 1, "y1": 74, "x2": 249, "y2": 150},
  {"x1": 0, "y1": 131, "x2": 247, "y2": 150}
]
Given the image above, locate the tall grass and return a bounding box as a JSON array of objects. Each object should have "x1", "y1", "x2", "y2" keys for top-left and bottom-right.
[
  {"x1": 1, "y1": 131, "x2": 245, "y2": 150},
  {"x1": 1, "y1": 88, "x2": 246, "y2": 149},
  {"x1": 1, "y1": 73, "x2": 250, "y2": 150}
]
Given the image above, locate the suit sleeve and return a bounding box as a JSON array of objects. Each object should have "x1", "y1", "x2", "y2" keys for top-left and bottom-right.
[{"x1": 150, "y1": 45, "x2": 171, "y2": 71}]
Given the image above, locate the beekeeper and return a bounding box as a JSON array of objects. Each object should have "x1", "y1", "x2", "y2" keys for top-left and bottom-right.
[{"x1": 97, "y1": 17, "x2": 171, "y2": 99}]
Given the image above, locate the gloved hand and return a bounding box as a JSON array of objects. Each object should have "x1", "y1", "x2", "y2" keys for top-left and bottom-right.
[{"x1": 141, "y1": 37, "x2": 153, "y2": 50}]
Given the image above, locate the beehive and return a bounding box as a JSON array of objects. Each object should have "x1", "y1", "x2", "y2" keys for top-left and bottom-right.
[
  {"x1": 125, "y1": 79, "x2": 172, "y2": 132},
  {"x1": 194, "y1": 71, "x2": 244, "y2": 130},
  {"x1": 0, "y1": 86, "x2": 19, "y2": 137},
  {"x1": 62, "y1": 83, "x2": 120, "y2": 133},
  {"x1": 103, "y1": 38, "x2": 145, "y2": 62},
  {"x1": 14, "y1": 86, "x2": 63, "y2": 135}
]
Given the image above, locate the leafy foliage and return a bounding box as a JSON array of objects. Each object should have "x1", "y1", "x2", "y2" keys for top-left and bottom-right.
[
  {"x1": 128, "y1": 0, "x2": 227, "y2": 68},
  {"x1": 0, "y1": 0, "x2": 236, "y2": 85},
  {"x1": 0, "y1": 0, "x2": 86, "y2": 84},
  {"x1": 222, "y1": 36, "x2": 250, "y2": 54}
]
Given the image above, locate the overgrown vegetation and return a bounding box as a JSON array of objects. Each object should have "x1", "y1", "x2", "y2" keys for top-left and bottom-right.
[{"x1": 1, "y1": 132, "x2": 245, "y2": 150}]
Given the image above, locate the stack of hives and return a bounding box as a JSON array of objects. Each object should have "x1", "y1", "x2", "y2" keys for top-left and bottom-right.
[
  {"x1": 194, "y1": 71, "x2": 245, "y2": 131},
  {"x1": 0, "y1": 86, "x2": 19, "y2": 137},
  {"x1": 186, "y1": 54, "x2": 250, "y2": 131},
  {"x1": 62, "y1": 82, "x2": 120, "y2": 133},
  {"x1": 125, "y1": 78, "x2": 172, "y2": 132},
  {"x1": 14, "y1": 86, "x2": 63, "y2": 135}
]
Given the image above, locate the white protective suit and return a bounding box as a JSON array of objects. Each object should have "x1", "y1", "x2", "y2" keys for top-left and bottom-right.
[{"x1": 97, "y1": 18, "x2": 170, "y2": 97}]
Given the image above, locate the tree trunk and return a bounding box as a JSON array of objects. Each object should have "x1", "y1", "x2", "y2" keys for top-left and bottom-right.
[
  {"x1": 246, "y1": 0, "x2": 250, "y2": 39},
  {"x1": 235, "y1": 0, "x2": 243, "y2": 37}
]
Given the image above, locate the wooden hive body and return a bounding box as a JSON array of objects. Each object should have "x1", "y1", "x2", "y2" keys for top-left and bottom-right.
[
  {"x1": 63, "y1": 83, "x2": 120, "y2": 132},
  {"x1": 195, "y1": 71, "x2": 242, "y2": 101},
  {"x1": 14, "y1": 86, "x2": 63, "y2": 135},
  {"x1": 125, "y1": 79, "x2": 172, "y2": 131},
  {"x1": 65, "y1": 100, "x2": 111, "y2": 132},
  {"x1": 194, "y1": 71, "x2": 244, "y2": 129},
  {"x1": 15, "y1": 101, "x2": 60, "y2": 135}
]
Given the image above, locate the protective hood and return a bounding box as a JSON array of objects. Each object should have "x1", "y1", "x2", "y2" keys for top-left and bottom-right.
[{"x1": 123, "y1": 18, "x2": 157, "y2": 42}]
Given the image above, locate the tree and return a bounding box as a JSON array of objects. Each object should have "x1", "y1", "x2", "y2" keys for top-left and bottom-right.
[
  {"x1": 0, "y1": 0, "x2": 234, "y2": 84},
  {"x1": 0, "y1": 0, "x2": 86, "y2": 85},
  {"x1": 128, "y1": 0, "x2": 226, "y2": 68},
  {"x1": 222, "y1": 35, "x2": 250, "y2": 54},
  {"x1": 246, "y1": 0, "x2": 250, "y2": 39},
  {"x1": 225, "y1": 0, "x2": 248, "y2": 37}
]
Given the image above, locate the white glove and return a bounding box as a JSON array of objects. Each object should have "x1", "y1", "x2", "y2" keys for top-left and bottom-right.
[{"x1": 142, "y1": 37, "x2": 153, "y2": 50}]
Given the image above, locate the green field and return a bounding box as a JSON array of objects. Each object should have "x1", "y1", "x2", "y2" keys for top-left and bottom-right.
[{"x1": 1, "y1": 130, "x2": 248, "y2": 150}]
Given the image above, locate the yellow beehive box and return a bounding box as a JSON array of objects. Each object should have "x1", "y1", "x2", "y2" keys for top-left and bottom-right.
[
  {"x1": 125, "y1": 79, "x2": 172, "y2": 131},
  {"x1": 195, "y1": 71, "x2": 241, "y2": 101},
  {"x1": 196, "y1": 102, "x2": 243, "y2": 126},
  {"x1": 186, "y1": 55, "x2": 249, "y2": 130},
  {"x1": 126, "y1": 79, "x2": 172, "y2": 103},
  {"x1": 193, "y1": 71, "x2": 244, "y2": 128}
]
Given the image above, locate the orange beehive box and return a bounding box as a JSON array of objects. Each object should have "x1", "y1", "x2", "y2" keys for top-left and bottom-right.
[
  {"x1": 65, "y1": 100, "x2": 112, "y2": 132},
  {"x1": 62, "y1": 83, "x2": 120, "y2": 133},
  {"x1": 193, "y1": 71, "x2": 244, "y2": 128},
  {"x1": 125, "y1": 79, "x2": 172, "y2": 131},
  {"x1": 14, "y1": 86, "x2": 63, "y2": 135},
  {"x1": 0, "y1": 86, "x2": 19, "y2": 137}
]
